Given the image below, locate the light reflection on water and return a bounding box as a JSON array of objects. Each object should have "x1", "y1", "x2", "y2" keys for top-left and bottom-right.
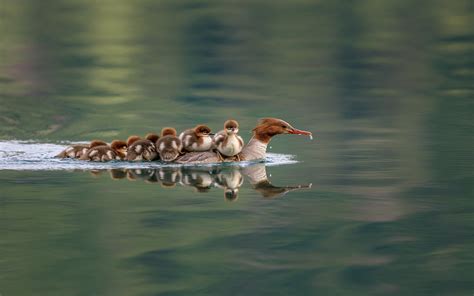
[{"x1": 0, "y1": 0, "x2": 473, "y2": 295}]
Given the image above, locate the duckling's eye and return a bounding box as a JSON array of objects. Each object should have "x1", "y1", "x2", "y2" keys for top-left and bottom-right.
[{"x1": 281, "y1": 125, "x2": 287, "y2": 129}]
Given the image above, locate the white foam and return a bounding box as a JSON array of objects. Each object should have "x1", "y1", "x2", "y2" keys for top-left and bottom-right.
[{"x1": 0, "y1": 140, "x2": 298, "y2": 171}]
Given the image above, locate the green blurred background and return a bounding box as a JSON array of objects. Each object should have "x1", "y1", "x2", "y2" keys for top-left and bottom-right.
[{"x1": 0, "y1": 0, "x2": 473, "y2": 295}]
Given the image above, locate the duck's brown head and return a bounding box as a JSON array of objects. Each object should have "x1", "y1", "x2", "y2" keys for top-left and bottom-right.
[
  {"x1": 224, "y1": 119, "x2": 239, "y2": 135},
  {"x1": 127, "y1": 135, "x2": 141, "y2": 146},
  {"x1": 252, "y1": 118, "x2": 312, "y2": 143},
  {"x1": 89, "y1": 140, "x2": 107, "y2": 148},
  {"x1": 145, "y1": 133, "x2": 160, "y2": 143},
  {"x1": 161, "y1": 127, "x2": 177, "y2": 137},
  {"x1": 111, "y1": 140, "x2": 128, "y2": 157},
  {"x1": 194, "y1": 124, "x2": 212, "y2": 137}
]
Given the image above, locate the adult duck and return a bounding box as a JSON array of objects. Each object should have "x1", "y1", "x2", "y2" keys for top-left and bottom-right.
[{"x1": 175, "y1": 118, "x2": 312, "y2": 164}]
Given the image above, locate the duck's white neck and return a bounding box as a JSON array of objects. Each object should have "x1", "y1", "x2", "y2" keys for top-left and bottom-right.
[{"x1": 240, "y1": 137, "x2": 268, "y2": 161}]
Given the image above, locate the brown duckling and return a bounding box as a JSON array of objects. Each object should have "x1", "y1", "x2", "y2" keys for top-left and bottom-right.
[
  {"x1": 79, "y1": 140, "x2": 127, "y2": 161},
  {"x1": 156, "y1": 127, "x2": 182, "y2": 162},
  {"x1": 179, "y1": 124, "x2": 213, "y2": 152},
  {"x1": 125, "y1": 133, "x2": 159, "y2": 161},
  {"x1": 56, "y1": 140, "x2": 107, "y2": 159},
  {"x1": 213, "y1": 119, "x2": 244, "y2": 160}
]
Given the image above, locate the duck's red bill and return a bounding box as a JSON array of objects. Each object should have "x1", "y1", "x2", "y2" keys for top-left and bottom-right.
[{"x1": 289, "y1": 128, "x2": 312, "y2": 136}]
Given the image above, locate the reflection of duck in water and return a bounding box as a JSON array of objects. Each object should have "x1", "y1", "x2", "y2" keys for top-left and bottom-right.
[
  {"x1": 97, "y1": 164, "x2": 311, "y2": 199},
  {"x1": 157, "y1": 167, "x2": 181, "y2": 188},
  {"x1": 214, "y1": 168, "x2": 244, "y2": 201},
  {"x1": 177, "y1": 118, "x2": 312, "y2": 164},
  {"x1": 180, "y1": 167, "x2": 216, "y2": 192},
  {"x1": 109, "y1": 168, "x2": 128, "y2": 180},
  {"x1": 242, "y1": 165, "x2": 312, "y2": 198},
  {"x1": 126, "y1": 169, "x2": 156, "y2": 182}
]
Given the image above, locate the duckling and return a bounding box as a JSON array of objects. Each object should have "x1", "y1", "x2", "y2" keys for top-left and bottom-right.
[
  {"x1": 213, "y1": 119, "x2": 244, "y2": 161},
  {"x1": 55, "y1": 140, "x2": 107, "y2": 159},
  {"x1": 79, "y1": 140, "x2": 127, "y2": 161},
  {"x1": 125, "y1": 133, "x2": 159, "y2": 161},
  {"x1": 156, "y1": 127, "x2": 182, "y2": 162},
  {"x1": 179, "y1": 124, "x2": 213, "y2": 152}
]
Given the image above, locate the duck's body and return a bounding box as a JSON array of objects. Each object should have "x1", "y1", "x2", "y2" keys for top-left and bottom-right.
[
  {"x1": 156, "y1": 128, "x2": 182, "y2": 162},
  {"x1": 179, "y1": 125, "x2": 213, "y2": 152},
  {"x1": 176, "y1": 118, "x2": 311, "y2": 164},
  {"x1": 56, "y1": 140, "x2": 107, "y2": 159},
  {"x1": 126, "y1": 133, "x2": 159, "y2": 161},
  {"x1": 214, "y1": 120, "x2": 244, "y2": 159},
  {"x1": 79, "y1": 140, "x2": 127, "y2": 162}
]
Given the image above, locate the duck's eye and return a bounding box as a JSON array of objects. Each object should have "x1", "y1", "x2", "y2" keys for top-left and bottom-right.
[{"x1": 281, "y1": 125, "x2": 287, "y2": 129}]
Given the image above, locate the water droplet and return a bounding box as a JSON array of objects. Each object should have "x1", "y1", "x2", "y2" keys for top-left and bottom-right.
[
  {"x1": 309, "y1": 134, "x2": 313, "y2": 140},
  {"x1": 269, "y1": 146, "x2": 272, "y2": 149}
]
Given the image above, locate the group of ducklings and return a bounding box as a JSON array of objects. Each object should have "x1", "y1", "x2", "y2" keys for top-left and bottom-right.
[{"x1": 57, "y1": 120, "x2": 244, "y2": 162}]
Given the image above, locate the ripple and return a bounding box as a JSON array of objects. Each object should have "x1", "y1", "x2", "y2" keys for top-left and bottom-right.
[{"x1": 0, "y1": 140, "x2": 298, "y2": 171}]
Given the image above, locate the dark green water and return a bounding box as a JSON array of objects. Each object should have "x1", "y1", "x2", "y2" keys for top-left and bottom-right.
[{"x1": 1, "y1": 0, "x2": 473, "y2": 295}]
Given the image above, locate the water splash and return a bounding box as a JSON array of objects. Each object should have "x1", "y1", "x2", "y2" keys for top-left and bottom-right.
[{"x1": 0, "y1": 140, "x2": 297, "y2": 171}]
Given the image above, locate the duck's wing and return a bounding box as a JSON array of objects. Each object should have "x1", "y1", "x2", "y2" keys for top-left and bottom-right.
[{"x1": 175, "y1": 151, "x2": 221, "y2": 164}]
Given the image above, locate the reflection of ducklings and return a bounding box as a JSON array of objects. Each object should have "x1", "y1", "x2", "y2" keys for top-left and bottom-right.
[
  {"x1": 156, "y1": 128, "x2": 182, "y2": 162},
  {"x1": 109, "y1": 169, "x2": 127, "y2": 180},
  {"x1": 214, "y1": 120, "x2": 244, "y2": 161},
  {"x1": 89, "y1": 169, "x2": 103, "y2": 178},
  {"x1": 126, "y1": 133, "x2": 159, "y2": 161},
  {"x1": 215, "y1": 169, "x2": 244, "y2": 201},
  {"x1": 79, "y1": 140, "x2": 128, "y2": 161},
  {"x1": 180, "y1": 169, "x2": 215, "y2": 192},
  {"x1": 242, "y1": 164, "x2": 312, "y2": 199},
  {"x1": 157, "y1": 167, "x2": 181, "y2": 188},
  {"x1": 56, "y1": 140, "x2": 107, "y2": 159},
  {"x1": 126, "y1": 169, "x2": 156, "y2": 182},
  {"x1": 179, "y1": 125, "x2": 213, "y2": 152}
]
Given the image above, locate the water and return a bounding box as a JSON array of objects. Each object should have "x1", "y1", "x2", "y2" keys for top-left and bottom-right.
[{"x1": 1, "y1": 0, "x2": 473, "y2": 295}]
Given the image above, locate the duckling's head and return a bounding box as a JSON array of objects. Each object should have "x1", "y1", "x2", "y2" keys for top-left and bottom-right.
[
  {"x1": 161, "y1": 127, "x2": 177, "y2": 137},
  {"x1": 89, "y1": 140, "x2": 107, "y2": 148},
  {"x1": 194, "y1": 125, "x2": 212, "y2": 137},
  {"x1": 145, "y1": 133, "x2": 160, "y2": 143},
  {"x1": 224, "y1": 120, "x2": 239, "y2": 135},
  {"x1": 127, "y1": 135, "x2": 141, "y2": 146},
  {"x1": 111, "y1": 140, "x2": 128, "y2": 156}
]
